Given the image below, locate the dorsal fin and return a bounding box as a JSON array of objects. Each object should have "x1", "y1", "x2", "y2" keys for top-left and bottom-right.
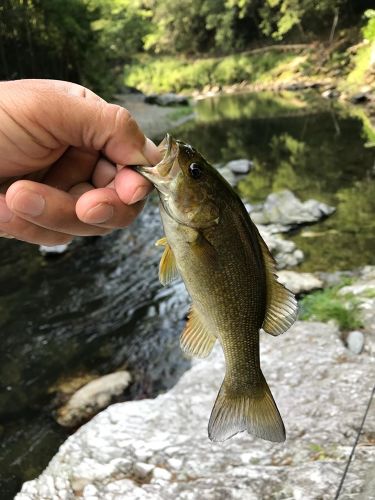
[
  {"x1": 180, "y1": 306, "x2": 216, "y2": 358},
  {"x1": 155, "y1": 237, "x2": 179, "y2": 286},
  {"x1": 256, "y1": 233, "x2": 298, "y2": 336}
]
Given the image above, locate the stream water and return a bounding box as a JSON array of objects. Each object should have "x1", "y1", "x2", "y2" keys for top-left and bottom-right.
[{"x1": 1, "y1": 91, "x2": 374, "y2": 498}]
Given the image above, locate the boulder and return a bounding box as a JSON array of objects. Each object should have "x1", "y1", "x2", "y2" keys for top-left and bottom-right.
[
  {"x1": 251, "y1": 190, "x2": 335, "y2": 227},
  {"x1": 225, "y1": 159, "x2": 254, "y2": 175},
  {"x1": 144, "y1": 93, "x2": 189, "y2": 106},
  {"x1": 258, "y1": 225, "x2": 304, "y2": 269},
  {"x1": 276, "y1": 270, "x2": 324, "y2": 295},
  {"x1": 56, "y1": 371, "x2": 132, "y2": 428},
  {"x1": 16, "y1": 321, "x2": 375, "y2": 499}
]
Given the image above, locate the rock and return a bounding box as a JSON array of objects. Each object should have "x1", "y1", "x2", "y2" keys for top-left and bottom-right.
[
  {"x1": 276, "y1": 270, "x2": 324, "y2": 295},
  {"x1": 322, "y1": 89, "x2": 340, "y2": 99},
  {"x1": 346, "y1": 330, "x2": 365, "y2": 354},
  {"x1": 258, "y1": 225, "x2": 304, "y2": 269},
  {"x1": 251, "y1": 190, "x2": 335, "y2": 227},
  {"x1": 215, "y1": 164, "x2": 237, "y2": 187},
  {"x1": 350, "y1": 92, "x2": 370, "y2": 104},
  {"x1": 16, "y1": 320, "x2": 375, "y2": 499},
  {"x1": 56, "y1": 371, "x2": 132, "y2": 428},
  {"x1": 225, "y1": 159, "x2": 254, "y2": 175},
  {"x1": 39, "y1": 244, "x2": 70, "y2": 256},
  {"x1": 144, "y1": 93, "x2": 189, "y2": 106}
]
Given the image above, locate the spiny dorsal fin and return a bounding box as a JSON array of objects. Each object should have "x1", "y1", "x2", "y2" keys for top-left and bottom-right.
[
  {"x1": 180, "y1": 306, "x2": 216, "y2": 358},
  {"x1": 257, "y1": 233, "x2": 298, "y2": 336},
  {"x1": 155, "y1": 237, "x2": 179, "y2": 286}
]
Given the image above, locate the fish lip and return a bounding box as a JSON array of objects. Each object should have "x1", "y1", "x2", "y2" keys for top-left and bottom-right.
[{"x1": 134, "y1": 134, "x2": 178, "y2": 186}]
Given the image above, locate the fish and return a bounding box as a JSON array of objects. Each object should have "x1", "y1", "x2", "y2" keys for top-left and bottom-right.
[{"x1": 135, "y1": 135, "x2": 298, "y2": 442}]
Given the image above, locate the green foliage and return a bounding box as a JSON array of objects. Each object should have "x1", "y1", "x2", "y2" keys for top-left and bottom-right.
[
  {"x1": 345, "y1": 9, "x2": 375, "y2": 90},
  {"x1": 362, "y1": 9, "x2": 375, "y2": 41},
  {"x1": 144, "y1": 0, "x2": 259, "y2": 55},
  {"x1": 124, "y1": 50, "x2": 295, "y2": 93},
  {"x1": 299, "y1": 285, "x2": 363, "y2": 330},
  {"x1": 0, "y1": 0, "x2": 151, "y2": 97}
]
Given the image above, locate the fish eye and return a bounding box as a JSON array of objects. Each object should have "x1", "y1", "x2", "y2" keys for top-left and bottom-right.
[{"x1": 188, "y1": 163, "x2": 203, "y2": 180}]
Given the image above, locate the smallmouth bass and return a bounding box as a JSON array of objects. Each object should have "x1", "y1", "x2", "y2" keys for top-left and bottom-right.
[{"x1": 136, "y1": 135, "x2": 297, "y2": 442}]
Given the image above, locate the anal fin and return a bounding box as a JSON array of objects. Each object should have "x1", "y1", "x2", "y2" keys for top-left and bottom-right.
[{"x1": 180, "y1": 306, "x2": 216, "y2": 358}]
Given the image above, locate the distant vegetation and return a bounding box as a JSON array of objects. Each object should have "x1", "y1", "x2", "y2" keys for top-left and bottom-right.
[{"x1": 0, "y1": 1, "x2": 374, "y2": 97}]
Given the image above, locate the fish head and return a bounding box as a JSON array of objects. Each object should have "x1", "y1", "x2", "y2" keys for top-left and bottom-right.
[{"x1": 136, "y1": 135, "x2": 222, "y2": 228}]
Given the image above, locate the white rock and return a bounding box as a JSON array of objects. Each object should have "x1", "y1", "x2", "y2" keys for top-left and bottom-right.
[
  {"x1": 56, "y1": 371, "x2": 132, "y2": 427},
  {"x1": 133, "y1": 462, "x2": 155, "y2": 480},
  {"x1": 39, "y1": 243, "x2": 70, "y2": 256},
  {"x1": 152, "y1": 467, "x2": 173, "y2": 481},
  {"x1": 251, "y1": 190, "x2": 335, "y2": 226},
  {"x1": 346, "y1": 330, "x2": 365, "y2": 354},
  {"x1": 16, "y1": 319, "x2": 375, "y2": 499},
  {"x1": 225, "y1": 159, "x2": 254, "y2": 175},
  {"x1": 277, "y1": 270, "x2": 324, "y2": 294}
]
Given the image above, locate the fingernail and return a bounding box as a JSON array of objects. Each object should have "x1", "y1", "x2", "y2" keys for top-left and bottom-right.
[
  {"x1": 142, "y1": 138, "x2": 162, "y2": 165},
  {"x1": 129, "y1": 185, "x2": 150, "y2": 205},
  {"x1": 12, "y1": 190, "x2": 45, "y2": 217},
  {"x1": 84, "y1": 203, "x2": 114, "y2": 224},
  {"x1": 0, "y1": 198, "x2": 13, "y2": 223}
]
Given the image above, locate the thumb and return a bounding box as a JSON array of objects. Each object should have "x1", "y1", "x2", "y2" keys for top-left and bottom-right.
[{"x1": 27, "y1": 80, "x2": 162, "y2": 166}]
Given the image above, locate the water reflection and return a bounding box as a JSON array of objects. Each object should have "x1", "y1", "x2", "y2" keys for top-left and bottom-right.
[{"x1": 175, "y1": 92, "x2": 375, "y2": 271}]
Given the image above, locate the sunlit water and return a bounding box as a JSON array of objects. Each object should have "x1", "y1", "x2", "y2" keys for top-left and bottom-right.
[{"x1": 1, "y1": 91, "x2": 374, "y2": 497}]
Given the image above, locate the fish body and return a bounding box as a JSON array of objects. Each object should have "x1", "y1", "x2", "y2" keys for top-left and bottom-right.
[{"x1": 137, "y1": 136, "x2": 297, "y2": 442}]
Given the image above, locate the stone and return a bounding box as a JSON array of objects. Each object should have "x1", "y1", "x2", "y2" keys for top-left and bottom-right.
[
  {"x1": 16, "y1": 317, "x2": 375, "y2": 499},
  {"x1": 39, "y1": 243, "x2": 70, "y2": 256},
  {"x1": 258, "y1": 225, "x2": 304, "y2": 269},
  {"x1": 215, "y1": 164, "x2": 237, "y2": 187},
  {"x1": 350, "y1": 92, "x2": 370, "y2": 104},
  {"x1": 225, "y1": 159, "x2": 254, "y2": 175},
  {"x1": 322, "y1": 89, "x2": 340, "y2": 99},
  {"x1": 144, "y1": 93, "x2": 189, "y2": 106},
  {"x1": 346, "y1": 330, "x2": 365, "y2": 354},
  {"x1": 251, "y1": 190, "x2": 335, "y2": 227},
  {"x1": 56, "y1": 371, "x2": 132, "y2": 427},
  {"x1": 276, "y1": 270, "x2": 324, "y2": 295}
]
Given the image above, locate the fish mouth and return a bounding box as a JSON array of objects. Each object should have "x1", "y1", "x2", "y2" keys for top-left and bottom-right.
[{"x1": 134, "y1": 134, "x2": 180, "y2": 190}]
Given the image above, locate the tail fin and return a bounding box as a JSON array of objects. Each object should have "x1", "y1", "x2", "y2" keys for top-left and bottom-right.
[{"x1": 208, "y1": 373, "x2": 285, "y2": 442}]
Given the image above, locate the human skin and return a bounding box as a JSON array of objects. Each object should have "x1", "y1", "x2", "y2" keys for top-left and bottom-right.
[{"x1": 0, "y1": 79, "x2": 161, "y2": 245}]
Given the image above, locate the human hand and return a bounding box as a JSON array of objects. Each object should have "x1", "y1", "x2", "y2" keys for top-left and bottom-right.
[{"x1": 0, "y1": 79, "x2": 162, "y2": 245}]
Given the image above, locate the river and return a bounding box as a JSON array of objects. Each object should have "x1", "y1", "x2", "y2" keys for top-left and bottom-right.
[{"x1": 0, "y1": 91, "x2": 374, "y2": 498}]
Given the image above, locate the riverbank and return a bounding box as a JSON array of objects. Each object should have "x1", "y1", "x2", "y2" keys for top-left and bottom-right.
[
  {"x1": 123, "y1": 40, "x2": 375, "y2": 102},
  {"x1": 16, "y1": 269, "x2": 375, "y2": 499}
]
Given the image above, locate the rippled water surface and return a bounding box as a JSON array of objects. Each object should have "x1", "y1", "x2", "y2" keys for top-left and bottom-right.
[{"x1": 1, "y1": 91, "x2": 374, "y2": 498}]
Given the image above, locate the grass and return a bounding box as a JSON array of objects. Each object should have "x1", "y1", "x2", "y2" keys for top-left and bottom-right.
[
  {"x1": 123, "y1": 50, "x2": 299, "y2": 94},
  {"x1": 299, "y1": 282, "x2": 363, "y2": 331}
]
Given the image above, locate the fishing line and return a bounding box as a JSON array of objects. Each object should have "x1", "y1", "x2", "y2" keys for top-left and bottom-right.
[{"x1": 334, "y1": 383, "x2": 375, "y2": 499}]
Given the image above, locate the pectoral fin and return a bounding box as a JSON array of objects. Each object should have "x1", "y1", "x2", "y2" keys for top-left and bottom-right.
[
  {"x1": 156, "y1": 237, "x2": 179, "y2": 286},
  {"x1": 180, "y1": 306, "x2": 216, "y2": 358},
  {"x1": 257, "y1": 233, "x2": 298, "y2": 336}
]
